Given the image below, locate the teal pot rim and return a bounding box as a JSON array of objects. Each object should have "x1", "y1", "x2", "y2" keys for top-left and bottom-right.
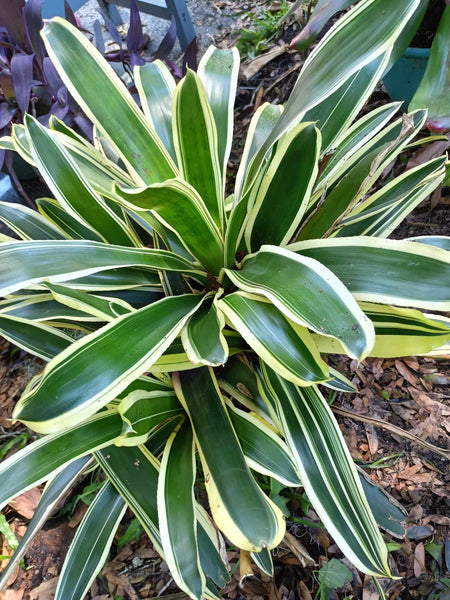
[{"x1": 403, "y1": 47, "x2": 431, "y2": 59}]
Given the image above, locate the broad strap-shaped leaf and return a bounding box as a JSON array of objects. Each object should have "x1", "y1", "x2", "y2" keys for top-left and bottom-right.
[
  {"x1": 317, "y1": 102, "x2": 402, "y2": 185},
  {"x1": 0, "y1": 240, "x2": 205, "y2": 297},
  {"x1": 260, "y1": 0, "x2": 421, "y2": 156},
  {"x1": 409, "y1": 5, "x2": 450, "y2": 132},
  {"x1": 96, "y1": 443, "x2": 230, "y2": 585},
  {"x1": 0, "y1": 411, "x2": 122, "y2": 510},
  {"x1": 301, "y1": 54, "x2": 390, "y2": 154},
  {"x1": 36, "y1": 198, "x2": 104, "y2": 242},
  {"x1": 337, "y1": 156, "x2": 446, "y2": 238},
  {"x1": 158, "y1": 419, "x2": 205, "y2": 600},
  {"x1": 45, "y1": 282, "x2": 134, "y2": 322},
  {"x1": 42, "y1": 18, "x2": 178, "y2": 184},
  {"x1": 313, "y1": 303, "x2": 450, "y2": 358},
  {"x1": 0, "y1": 313, "x2": 73, "y2": 360},
  {"x1": 173, "y1": 69, "x2": 224, "y2": 230},
  {"x1": 173, "y1": 368, "x2": 285, "y2": 552},
  {"x1": 96, "y1": 444, "x2": 164, "y2": 553},
  {"x1": 134, "y1": 60, "x2": 176, "y2": 160},
  {"x1": 0, "y1": 457, "x2": 91, "y2": 592},
  {"x1": 407, "y1": 236, "x2": 450, "y2": 251},
  {"x1": 251, "y1": 548, "x2": 273, "y2": 577},
  {"x1": 299, "y1": 110, "x2": 427, "y2": 240},
  {"x1": 117, "y1": 389, "x2": 183, "y2": 446},
  {"x1": 55, "y1": 481, "x2": 126, "y2": 600},
  {"x1": 181, "y1": 300, "x2": 228, "y2": 367},
  {"x1": 224, "y1": 245, "x2": 375, "y2": 360},
  {"x1": 226, "y1": 400, "x2": 300, "y2": 487},
  {"x1": 261, "y1": 364, "x2": 390, "y2": 577},
  {"x1": 234, "y1": 103, "x2": 283, "y2": 202},
  {"x1": 218, "y1": 292, "x2": 329, "y2": 386},
  {"x1": 1, "y1": 293, "x2": 96, "y2": 324},
  {"x1": 198, "y1": 46, "x2": 240, "y2": 181},
  {"x1": 245, "y1": 123, "x2": 321, "y2": 251},
  {"x1": 289, "y1": 237, "x2": 450, "y2": 311},
  {"x1": 24, "y1": 115, "x2": 138, "y2": 247},
  {"x1": 13, "y1": 294, "x2": 203, "y2": 433},
  {"x1": 0, "y1": 201, "x2": 66, "y2": 241},
  {"x1": 115, "y1": 178, "x2": 224, "y2": 275}
]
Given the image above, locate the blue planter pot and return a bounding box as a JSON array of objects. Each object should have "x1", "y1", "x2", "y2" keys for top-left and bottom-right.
[{"x1": 382, "y1": 47, "x2": 430, "y2": 106}]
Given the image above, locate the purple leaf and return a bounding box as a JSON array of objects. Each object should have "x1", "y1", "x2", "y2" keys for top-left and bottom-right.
[
  {"x1": 24, "y1": 0, "x2": 43, "y2": 66},
  {"x1": 0, "y1": 102, "x2": 17, "y2": 128},
  {"x1": 43, "y1": 56, "x2": 64, "y2": 96},
  {"x1": 0, "y1": 148, "x2": 5, "y2": 170},
  {"x1": 11, "y1": 52, "x2": 34, "y2": 114},
  {"x1": 93, "y1": 19, "x2": 105, "y2": 54},
  {"x1": 64, "y1": 0, "x2": 81, "y2": 29},
  {"x1": 0, "y1": 0, "x2": 27, "y2": 48},
  {"x1": 182, "y1": 36, "x2": 198, "y2": 74},
  {"x1": 165, "y1": 58, "x2": 182, "y2": 79},
  {"x1": 127, "y1": 0, "x2": 145, "y2": 62},
  {"x1": 154, "y1": 15, "x2": 176, "y2": 61},
  {"x1": 73, "y1": 113, "x2": 93, "y2": 140}
]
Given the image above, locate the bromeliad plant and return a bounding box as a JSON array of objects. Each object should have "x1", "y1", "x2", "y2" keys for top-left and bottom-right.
[{"x1": 0, "y1": 1, "x2": 450, "y2": 598}]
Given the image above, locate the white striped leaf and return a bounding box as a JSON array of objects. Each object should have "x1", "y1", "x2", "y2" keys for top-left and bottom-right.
[
  {"x1": 0, "y1": 411, "x2": 122, "y2": 511},
  {"x1": 41, "y1": 18, "x2": 178, "y2": 184},
  {"x1": 0, "y1": 240, "x2": 205, "y2": 297},
  {"x1": 173, "y1": 368, "x2": 285, "y2": 552},
  {"x1": 173, "y1": 69, "x2": 224, "y2": 230},
  {"x1": 13, "y1": 294, "x2": 203, "y2": 433},
  {"x1": 224, "y1": 245, "x2": 375, "y2": 360},
  {"x1": 158, "y1": 419, "x2": 205, "y2": 600},
  {"x1": 261, "y1": 364, "x2": 390, "y2": 577},
  {"x1": 134, "y1": 60, "x2": 176, "y2": 160},
  {"x1": 198, "y1": 46, "x2": 240, "y2": 181},
  {"x1": 35, "y1": 198, "x2": 104, "y2": 242},
  {"x1": 0, "y1": 457, "x2": 91, "y2": 592},
  {"x1": 115, "y1": 178, "x2": 224, "y2": 274},
  {"x1": 218, "y1": 292, "x2": 329, "y2": 386},
  {"x1": 0, "y1": 201, "x2": 65, "y2": 241},
  {"x1": 181, "y1": 300, "x2": 228, "y2": 367},
  {"x1": 289, "y1": 237, "x2": 450, "y2": 311},
  {"x1": 55, "y1": 481, "x2": 127, "y2": 600}
]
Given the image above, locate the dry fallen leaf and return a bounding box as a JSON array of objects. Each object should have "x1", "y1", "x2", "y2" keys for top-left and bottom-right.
[
  {"x1": 413, "y1": 542, "x2": 426, "y2": 577},
  {"x1": 8, "y1": 488, "x2": 41, "y2": 520}
]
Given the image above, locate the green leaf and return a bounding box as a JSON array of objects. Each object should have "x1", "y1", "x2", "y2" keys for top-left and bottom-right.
[
  {"x1": 318, "y1": 558, "x2": 353, "y2": 589},
  {"x1": 407, "y1": 236, "x2": 450, "y2": 251},
  {"x1": 245, "y1": 123, "x2": 321, "y2": 250},
  {"x1": 24, "y1": 115, "x2": 138, "y2": 247},
  {"x1": 134, "y1": 60, "x2": 176, "y2": 160},
  {"x1": 0, "y1": 313, "x2": 73, "y2": 360},
  {"x1": 117, "y1": 389, "x2": 183, "y2": 446},
  {"x1": 173, "y1": 368, "x2": 285, "y2": 552},
  {"x1": 173, "y1": 69, "x2": 224, "y2": 230},
  {"x1": 14, "y1": 294, "x2": 202, "y2": 433},
  {"x1": 254, "y1": 0, "x2": 422, "y2": 170},
  {"x1": 218, "y1": 292, "x2": 329, "y2": 386},
  {"x1": 313, "y1": 303, "x2": 450, "y2": 358},
  {"x1": 36, "y1": 198, "x2": 104, "y2": 242},
  {"x1": 41, "y1": 18, "x2": 177, "y2": 184},
  {"x1": 115, "y1": 178, "x2": 224, "y2": 275},
  {"x1": 0, "y1": 457, "x2": 91, "y2": 591},
  {"x1": 409, "y1": 6, "x2": 450, "y2": 132},
  {"x1": 96, "y1": 444, "x2": 163, "y2": 554},
  {"x1": 0, "y1": 411, "x2": 122, "y2": 511},
  {"x1": 235, "y1": 102, "x2": 283, "y2": 201},
  {"x1": 55, "y1": 481, "x2": 126, "y2": 600},
  {"x1": 224, "y1": 245, "x2": 375, "y2": 360},
  {"x1": 290, "y1": 237, "x2": 450, "y2": 311},
  {"x1": 226, "y1": 400, "x2": 301, "y2": 487},
  {"x1": 0, "y1": 201, "x2": 65, "y2": 241},
  {"x1": 0, "y1": 514, "x2": 19, "y2": 551},
  {"x1": 359, "y1": 472, "x2": 406, "y2": 538},
  {"x1": 198, "y1": 46, "x2": 240, "y2": 181},
  {"x1": 182, "y1": 300, "x2": 228, "y2": 367},
  {"x1": 261, "y1": 365, "x2": 391, "y2": 577},
  {"x1": 0, "y1": 240, "x2": 204, "y2": 297},
  {"x1": 158, "y1": 419, "x2": 205, "y2": 600},
  {"x1": 337, "y1": 156, "x2": 446, "y2": 238}
]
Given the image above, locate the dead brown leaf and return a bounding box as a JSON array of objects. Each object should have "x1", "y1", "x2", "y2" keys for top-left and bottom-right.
[
  {"x1": 8, "y1": 488, "x2": 41, "y2": 520},
  {"x1": 28, "y1": 577, "x2": 58, "y2": 600},
  {"x1": 283, "y1": 532, "x2": 315, "y2": 567},
  {"x1": 241, "y1": 44, "x2": 287, "y2": 80},
  {"x1": 413, "y1": 542, "x2": 426, "y2": 577}
]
